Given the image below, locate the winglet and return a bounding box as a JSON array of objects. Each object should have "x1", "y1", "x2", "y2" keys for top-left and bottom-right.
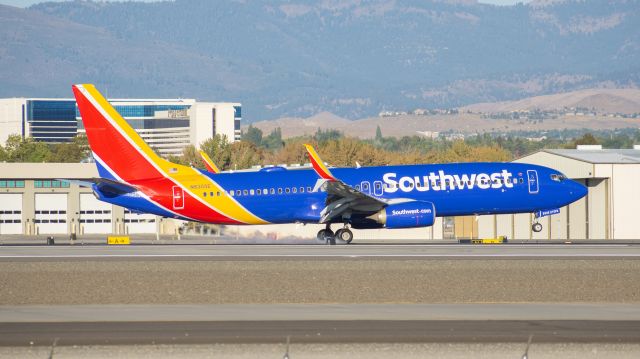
[
  {"x1": 304, "y1": 144, "x2": 336, "y2": 181},
  {"x1": 199, "y1": 150, "x2": 221, "y2": 174}
]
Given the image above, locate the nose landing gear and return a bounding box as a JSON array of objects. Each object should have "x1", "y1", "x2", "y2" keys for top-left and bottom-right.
[{"x1": 532, "y1": 222, "x2": 543, "y2": 233}]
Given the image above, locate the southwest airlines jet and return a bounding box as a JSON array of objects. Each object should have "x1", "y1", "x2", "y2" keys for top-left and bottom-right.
[{"x1": 72, "y1": 84, "x2": 587, "y2": 243}]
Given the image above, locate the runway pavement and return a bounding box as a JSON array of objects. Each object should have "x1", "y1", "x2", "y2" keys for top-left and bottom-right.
[
  {"x1": 1, "y1": 243, "x2": 640, "y2": 260},
  {"x1": 1, "y1": 243, "x2": 638, "y2": 348},
  {"x1": 2, "y1": 304, "x2": 640, "y2": 345}
]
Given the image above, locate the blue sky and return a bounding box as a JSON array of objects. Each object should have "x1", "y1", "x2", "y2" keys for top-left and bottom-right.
[{"x1": 2, "y1": 0, "x2": 532, "y2": 8}]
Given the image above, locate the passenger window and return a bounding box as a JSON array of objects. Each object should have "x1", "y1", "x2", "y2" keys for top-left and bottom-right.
[
  {"x1": 278, "y1": 188, "x2": 283, "y2": 194},
  {"x1": 243, "y1": 190, "x2": 248, "y2": 195},
  {"x1": 356, "y1": 185, "x2": 360, "y2": 190},
  {"x1": 270, "y1": 188, "x2": 275, "y2": 194},
  {"x1": 257, "y1": 189, "x2": 262, "y2": 195},
  {"x1": 375, "y1": 183, "x2": 381, "y2": 189},
  {"x1": 217, "y1": 191, "x2": 221, "y2": 196},
  {"x1": 300, "y1": 187, "x2": 305, "y2": 193},
  {"x1": 250, "y1": 189, "x2": 255, "y2": 195},
  {"x1": 292, "y1": 188, "x2": 297, "y2": 193},
  {"x1": 307, "y1": 187, "x2": 312, "y2": 192},
  {"x1": 203, "y1": 192, "x2": 207, "y2": 197},
  {"x1": 285, "y1": 188, "x2": 290, "y2": 193},
  {"x1": 519, "y1": 178, "x2": 524, "y2": 184},
  {"x1": 230, "y1": 190, "x2": 235, "y2": 196}
]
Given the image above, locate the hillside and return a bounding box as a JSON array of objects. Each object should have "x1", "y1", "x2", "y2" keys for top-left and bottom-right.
[
  {"x1": 249, "y1": 89, "x2": 640, "y2": 139},
  {"x1": 1, "y1": 0, "x2": 639, "y2": 120},
  {"x1": 462, "y1": 89, "x2": 640, "y2": 114}
]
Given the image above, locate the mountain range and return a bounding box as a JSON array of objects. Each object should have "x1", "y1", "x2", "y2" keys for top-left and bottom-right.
[{"x1": 0, "y1": 0, "x2": 639, "y2": 121}]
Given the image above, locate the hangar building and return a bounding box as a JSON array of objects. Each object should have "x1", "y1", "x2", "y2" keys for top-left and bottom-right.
[{"x1": 0, "y1": 163, "x2": 180, "y2": 236}]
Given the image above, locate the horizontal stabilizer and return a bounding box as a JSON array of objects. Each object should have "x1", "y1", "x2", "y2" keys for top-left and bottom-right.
[{"x1": 63, "y1": 178, "x2": 137, "y2": 195}]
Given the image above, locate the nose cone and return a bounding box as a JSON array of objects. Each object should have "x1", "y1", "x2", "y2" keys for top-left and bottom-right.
[{"x1": 569, "y1": 180, "x2": 588, "y2": 202}]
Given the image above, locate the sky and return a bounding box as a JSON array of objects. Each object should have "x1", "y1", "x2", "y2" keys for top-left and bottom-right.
[{"x1": 2, "y1": 0, "x2": 532, "y2": 8}]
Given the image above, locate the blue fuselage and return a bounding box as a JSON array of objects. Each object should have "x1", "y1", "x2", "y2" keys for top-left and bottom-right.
[{"x1": 202, "y1": 162, "x2": 587, "y2": 225}]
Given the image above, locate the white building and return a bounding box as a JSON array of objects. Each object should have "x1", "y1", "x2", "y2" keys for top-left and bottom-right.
[{"x1": 0, "y1": 97, "x2": 242, "y2": 157}]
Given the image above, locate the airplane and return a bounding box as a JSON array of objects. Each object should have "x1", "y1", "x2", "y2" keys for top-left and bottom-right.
[{"x1": 72, "y1": 84, "x2": 588, "y2": 244}]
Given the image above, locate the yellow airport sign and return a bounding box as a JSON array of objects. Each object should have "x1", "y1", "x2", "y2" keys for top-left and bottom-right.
[{"x1": 107, "y1": 236, "x2": 130, "y2": 245}]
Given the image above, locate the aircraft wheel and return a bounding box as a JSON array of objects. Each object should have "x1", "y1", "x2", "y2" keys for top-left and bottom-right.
[
  {"x1": 532, "y1": 222, "x2": 543, "y2": 233},
  {"x1": 336, "y1": 228, "x2": 353, "y2": 244},
  {"x1": 317, "y1": 229, "x2": 334, "y2": 241}
]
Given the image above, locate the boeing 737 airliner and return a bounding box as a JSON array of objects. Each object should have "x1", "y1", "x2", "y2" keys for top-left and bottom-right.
[{"x1": 72, "y1": 84, "x2": 587, "y2": 243}]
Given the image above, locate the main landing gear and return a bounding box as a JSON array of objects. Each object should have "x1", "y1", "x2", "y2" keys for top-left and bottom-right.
[{"x1": 316, "y1": 224, "x2": 353, "y2": 245}]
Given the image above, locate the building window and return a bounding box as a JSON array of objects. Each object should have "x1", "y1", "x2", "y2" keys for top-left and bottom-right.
[{"x1": 0, "y1": 180, "x2": 25, "y2": 188}]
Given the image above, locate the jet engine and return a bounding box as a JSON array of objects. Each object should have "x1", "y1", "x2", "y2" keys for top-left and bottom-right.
[{"x1": 368, "y1": 201, "x2": 436, "y2": 229}]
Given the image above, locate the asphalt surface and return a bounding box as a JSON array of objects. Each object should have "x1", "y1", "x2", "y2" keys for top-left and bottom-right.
[
  {"x1": 2, "y1": 320, "x2": 639, "y2": 346},
  {"x1": 4, "y1": 343, "x2": 640, "y2": 359},
  {"x1": 1, "y1": 244, "x2": 638, "y2": 349},
  {"x1": 2, "y1": 243, "x2": 640, "y2": 260}
]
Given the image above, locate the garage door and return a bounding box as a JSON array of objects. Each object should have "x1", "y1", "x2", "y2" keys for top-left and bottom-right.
[
  {"x1": 80, "y1": 193, "x2": 112, "y2": 234},
  {"x1": 125, "y1": 210, "x2": 156, "y2": 234},
  {"x1": 35, "y1": 193, "x2": 67, "y2": 234},
  {"x1": 0, "y1": 193, "x2": 22, "y2": 235}
]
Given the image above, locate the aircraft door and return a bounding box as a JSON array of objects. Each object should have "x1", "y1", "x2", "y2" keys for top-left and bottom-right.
[
  {"x1": 172, "y1": 186, "x2": 185, "y2": 209},
  {"x1": 373, "y1": 181, "x2": 383, "y2": 196},
  {"x1": 527, "y1": 170, "x2": 539, "y2": 194},
  {"x1": 360, "y1": 181, "x2": 371, "y2": 195}
]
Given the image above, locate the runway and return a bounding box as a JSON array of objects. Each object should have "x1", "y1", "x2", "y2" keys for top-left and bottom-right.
[
  {"x1": 1, "y1": 304, "x2": 640, "y2": 345},
  {"x1": 1, "y1": 243, "x2": 640, "y2": 260},
  {"x1": 1, "y1": 243, "x2": 638, "y2": 349}
]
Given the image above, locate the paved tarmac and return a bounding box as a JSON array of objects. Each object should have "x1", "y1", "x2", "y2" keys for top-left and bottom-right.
[
  {"x1": 2, "y1": 320, "x2": 639, "y2": 346},
  {"x1": 1, "y1": 243, "x2": 640, "y2": 260},
  {"x1": 1, "y1": 244, "x2": 638, "y2": 349},
  {"x1": 2, "y1": 304, "x2": 640, "y2": 345}
]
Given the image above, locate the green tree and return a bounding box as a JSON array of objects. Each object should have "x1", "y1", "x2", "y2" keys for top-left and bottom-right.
[
  {"x1": 3, "y1": 135, "x2": 51, "y2": 162},
  {"x1": 200, "y1": 135, "x2": 232, "y2": 170},
  {"x1": 243, "y1": 125, "x2": 263, "y2": 147},
  {"x1": 568, "y1": 133, "x2": 599, "y2": 148},
  {"x1": 262, "y1": 128, "x2": 284, "y2": 150},
  {"x1": 230, "y1": 141, "x2": 262, "y2": 169},
  {"x1": 375, "y1": 125, "x2": 383, "y2": 141},
  {"x1": 46, "y1": 135, "x2": 90, "y2": 162},
  {"x1": 314, "y1": 128, "x2": 342, "y2": 143}
]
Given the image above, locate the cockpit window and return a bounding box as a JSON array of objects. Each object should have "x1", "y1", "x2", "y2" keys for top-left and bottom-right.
[{"x1": 550, "y1": 174, "x2": 566, "y2": 182}]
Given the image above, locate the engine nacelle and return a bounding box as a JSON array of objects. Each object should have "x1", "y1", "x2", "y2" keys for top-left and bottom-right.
[{"x1": 368, "y1": 201, "x2": 436, "y2": 229}]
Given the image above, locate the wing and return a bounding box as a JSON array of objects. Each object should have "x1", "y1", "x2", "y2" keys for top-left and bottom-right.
[{"x1": 304, "y1": 144, "x2": 388, "y2": 223}]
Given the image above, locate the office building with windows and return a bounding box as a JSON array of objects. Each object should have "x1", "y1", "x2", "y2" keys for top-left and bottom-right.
[{"x1": 0, "y1": 97, "x2": 242, "y2": 156}]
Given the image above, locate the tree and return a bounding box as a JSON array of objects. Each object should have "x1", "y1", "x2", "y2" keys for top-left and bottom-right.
[
  {"x1": 243, "y1": 125, "x2": 263, "y2": 147},
  {"x1": 230, "y1": 141, "x2": 262, "y2": 169},
  {"x1": 3, "y1": 135, "x2": 51, "y2": 162},
  {"x1": 375, "y1": 125, "x2": 383, "y2": 142},
  {"x1": 568, "y1": 133, "x2": 599, "y2": 148},
  {"x1": 200, "y1": 135, "x2": 232, "y2": 170},
  {"x1": 46, "y1": 135, "x2": 90, "y2": 162},
  {"x1": 262, "y1": 128, "x2": 284, "y2": 150}
]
